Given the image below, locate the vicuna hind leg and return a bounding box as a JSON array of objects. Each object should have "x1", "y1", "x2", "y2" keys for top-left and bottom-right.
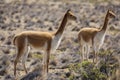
[
  {"x1": 14, "y1": 38, "x2": 26, "y2": 76},
  {"x1": 14, "y1": 46, "x2": 25, "y2": 76},
  {"x1": 21, "y1": 46, "x2": 30, "y2": 74}
]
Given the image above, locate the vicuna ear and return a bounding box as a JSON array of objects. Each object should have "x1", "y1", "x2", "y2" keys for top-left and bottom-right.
[
  {"x1": 67, "y1": 9, "x2": 71, "y2": 12},
  {"x1": 108, "y1": 9, "x2": 113, "y2": 12},
  {"x1": 108, "y1": 9, "x2": 111, "y2": 11},
  {"x1": 107, "y1": 9, "x2": 110, "y2": 13}
]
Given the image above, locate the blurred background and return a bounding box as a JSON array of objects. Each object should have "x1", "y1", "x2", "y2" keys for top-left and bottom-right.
[{"x1": 0, "y1": 0, "x2": 120, "y2": 80}]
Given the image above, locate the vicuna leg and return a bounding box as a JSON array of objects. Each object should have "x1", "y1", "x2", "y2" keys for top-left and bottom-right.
[
  {"x1": 95, "y1": 46, "x2": 100, "y2": 62},
  {"x1": 42, "y1": 52, "x2": 50, "y2": 79},
  {"x1": 84, "y1": 45, "x2": 88, "y2": 60},
  {"x1": 42, "y1": 53, "x2": 47, "y2": 80},
  {"x1": 46, "y1": 50, "x2": 50, "y2": 73},
  {"x1": 86, "y1": 45, "x2": 90, "y2": 60},
  {"x1": 22, "y1": 46, "x2": 30, "y2": 74},
  {"x1": 92, "y1": 44, "x2": 97, "y2": 63},
  {"x1": 80, "y1": 43, "x2": 90, "y2": 61},
  {"x1": 80, "y1": 44, "x2": 84, "y2": 61},
  {"x1": 79, "y1": 37, "x2": 83, "y2": 61},
  {"x1": 14, "y1": 46, "x2": 25, "y2": 76},
  {"x1": 14, "y1": 38, "x2": 26, "y2": 76},
  {"x1": 43, "y1": 41, "x2": 51, "y2": 79},
  {"x1": 43, "y1": 51, "x2": 49, "y2": 76}
]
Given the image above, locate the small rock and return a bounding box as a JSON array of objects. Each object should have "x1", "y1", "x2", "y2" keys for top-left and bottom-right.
[
  {"x1": 72, "y1": 26, "x2": 79, "y2": 31},
  {"x1": 65, "y1": 72, "x2": 71, "y2": 77},
  {"x1": 50, "y1": 60, "x2": 57, "y2": 67},
  {"x1": 48, "y1": 27, "x2": 53, "y2": 31}
]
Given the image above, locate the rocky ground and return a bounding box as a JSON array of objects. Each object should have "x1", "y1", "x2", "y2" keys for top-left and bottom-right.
[{"x1": 0, "y1": 0, "x2": 120, "y2": 80}]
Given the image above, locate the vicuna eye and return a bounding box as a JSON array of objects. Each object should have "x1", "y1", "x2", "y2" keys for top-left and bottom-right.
[
  {"x1": 109, "y1": 14, "x2": 112, "y2": 16},
  {"x1": 70, "y1": 14, "x2": 73, "y2": 16}
]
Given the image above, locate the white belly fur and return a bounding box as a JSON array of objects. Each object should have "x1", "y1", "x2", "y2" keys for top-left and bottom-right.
[{"x1": 29, "y1": 42, "x2": 47, "y2": 53}]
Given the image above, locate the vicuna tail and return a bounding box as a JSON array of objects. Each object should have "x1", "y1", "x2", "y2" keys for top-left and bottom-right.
[{"x1": 13, "y1": 36, "x2": 17, "y2": 45}]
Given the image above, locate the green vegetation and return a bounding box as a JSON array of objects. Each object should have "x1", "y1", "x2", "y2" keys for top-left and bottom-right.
[
  {"x1": 98, "y1": 50, "x2": 113, "y2": 58},
  {"x1": 50, "y1": 54, "x2": 56, "y2": 61},
  {"x1": 68, "y1": 50, "x2": 119, "y2": 80},
  {"x1": 32, "y1": 53, "x2": 43, "y2": 60}
]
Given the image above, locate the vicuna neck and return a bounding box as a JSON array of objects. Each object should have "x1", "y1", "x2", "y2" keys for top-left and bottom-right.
[
  {"x1": 54, "y1": 13, "x2": 67, "y2": 36},
  {"x1": 100, "y1": 13, "x2": 109, "y2": 32}
]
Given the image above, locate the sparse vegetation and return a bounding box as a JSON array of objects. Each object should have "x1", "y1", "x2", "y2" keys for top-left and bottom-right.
[
  {"x1": 68, "y1": 50, "x2": 119, "y2": 80},
  {"x1": 32, "y1": 53, "x2": 43, "y2": 60},
  {"x1": 0, "y1": 0, "x2": 120, "y2": 80}
]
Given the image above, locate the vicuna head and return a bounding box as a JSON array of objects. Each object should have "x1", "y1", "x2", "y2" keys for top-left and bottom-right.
[
  {"x1": 65, "y1": 9, "x2": 77, "y2": 20},
  {"x1": 107, "y1": 9, "x2": 116, "y2": 18}
]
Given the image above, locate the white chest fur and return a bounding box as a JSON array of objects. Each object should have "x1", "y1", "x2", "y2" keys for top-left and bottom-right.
[
  {"x1": 94, "y1": 31, "x2": 106, "y2": 48},
  {"x1": 51, "y1": 33, "x2": 63, "y2": 53}
]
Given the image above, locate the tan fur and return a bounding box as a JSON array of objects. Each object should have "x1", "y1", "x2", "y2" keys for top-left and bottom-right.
[
  {"x1": 78, "y1": 28, "x2": 99, "y2": 43},
  {"x1": 13, "y1": 9, "x2": 76, "y2": 77},
  {"x1": 78, "y1": 9, "x2": 116, "y2": 62},
  {"x1": 14, "y1": 31, "x2": 53, "y2": 49}
]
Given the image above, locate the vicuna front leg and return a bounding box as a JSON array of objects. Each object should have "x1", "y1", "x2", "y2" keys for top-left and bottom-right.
[
  {"x1": 86, "y1": 45, "x2": 90, "y2": 60},
  {"x1": 92, "y1": 44, "x2": 98, "y2": 63},
  {"x1": 43, "y1": 51, "x2": 50, "y2": 76},
  {"x1": 80, "y1": 44, "x2": 84, "y2": 61},
  {"x1": 42, "y1": 41, "x2": 51, "y2": 79}
]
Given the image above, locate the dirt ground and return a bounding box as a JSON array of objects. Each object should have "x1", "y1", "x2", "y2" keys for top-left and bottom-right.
[{"x1": 0, "y1": 0, "x2": 120, "y2": 80}]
